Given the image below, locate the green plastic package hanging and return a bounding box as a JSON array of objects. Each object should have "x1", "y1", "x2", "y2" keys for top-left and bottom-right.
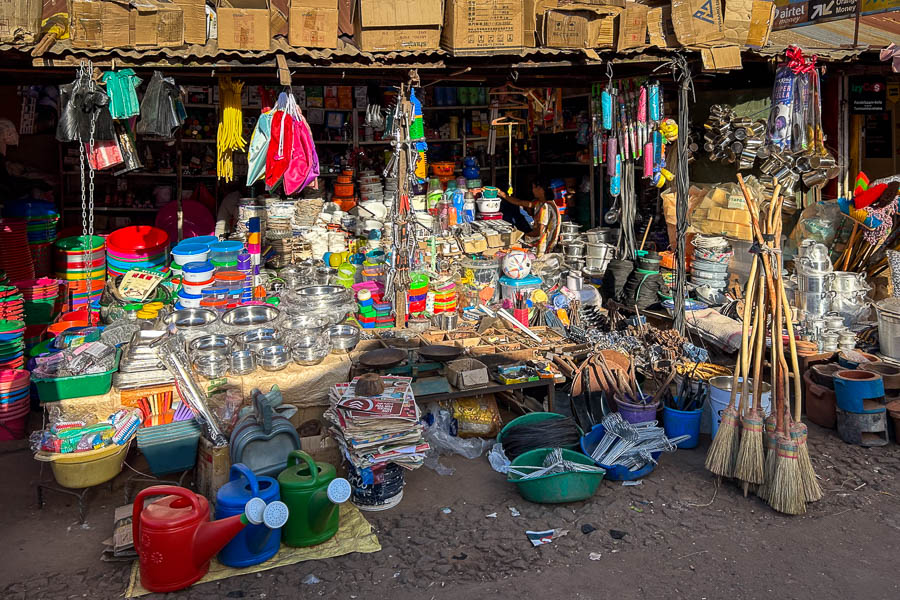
[{"x1": 101, "y1": 69, "x2": 142, "y2": 119}]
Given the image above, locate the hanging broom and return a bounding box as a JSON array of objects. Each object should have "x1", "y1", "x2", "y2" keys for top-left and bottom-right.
[{"x1": 735, "y1": 256, "x2": 766, "y2": 496}]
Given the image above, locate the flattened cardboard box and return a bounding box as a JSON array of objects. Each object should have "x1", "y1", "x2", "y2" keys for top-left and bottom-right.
[
  {"x1": 647, "y1": 5, "x2": 678, "y2": 48},
  {"x1": 0, "y1": 0, "x2": 42, "y2": 44},
  {"x1": 218, "y1": 0, "x2": 272, "y2": 51},
  {"x1": 354, "y1": 0, "x2": 442, "y2": 52},
  {"x1": 542, "y1": 3, "x2": 624, "y2": 49},
  {"x1": 723, "y1": 0, "x2": 774, "y2": 45},
  {"x1": 173, "y1": 0, "x2": 208, "y2": 44},
  {"x1": 290, "y1": 0, "x2": 339, "y2": 49},
  {"x1": 616, "y1": 1, "x2": 648, "y2": 52},
  {"x1": 442, "y1": 0, "x2": 527, "y2": 53},
  {"x1": 196, "y1": 435, "x2": 230, "y2": 508},
  {"x1": 671, "y1": 0, "x2": 724, "y2": 46},
  {"x1": 131, "y1": 0, "x2": 184, "y2": 48}
]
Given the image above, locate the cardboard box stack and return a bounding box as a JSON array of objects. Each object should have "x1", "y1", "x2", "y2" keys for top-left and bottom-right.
[
  {"x1": 442, "y1": 0, "x2": 529, "y2": 54},
  {"x1": 70, "y1": 0, "x2": 185, "y2": 49},
  {"x1": 354, "y1": 0, "x2": 443, "y2": 52}
]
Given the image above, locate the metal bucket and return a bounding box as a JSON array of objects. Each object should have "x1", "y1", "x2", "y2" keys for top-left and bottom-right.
[
  {"x1": 586, "y1": 242, "x2": 615, "y2": 259},
  {"x1": 829, "y1": 271, "x2": 869, "y2": 293},
  {"x1": 875, "y1": 298, "x2": 900, "y2": 360},
  {"x1": 584, "y1": 228, "x2": 618, "y2": 244}
]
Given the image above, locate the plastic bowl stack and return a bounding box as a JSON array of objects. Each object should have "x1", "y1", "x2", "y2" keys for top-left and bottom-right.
[
  {"x1": 55, "y1": 235, "x2": 107, "y2": 310},
  {"x1": 0, "y1": 320, "x2": 26, "y2": 370},
  {"x1": 0, "y1": 368, "x2": 30, "y2": 440},
  {"x1": 0, "y1": 285, "x2": 24, "y2": 322},
  {"x1": 15, "y1": 278, "x2": 61, "y2": 326},
  {"x1": 0, "y1": 220, "x2": 35, "y2": 283},
  {"x1": 4, "y1": 203, "x2": 59, "y2": 277},
  {"x1": 106, "y1": 226, "x2": 170, "y2": 279}
]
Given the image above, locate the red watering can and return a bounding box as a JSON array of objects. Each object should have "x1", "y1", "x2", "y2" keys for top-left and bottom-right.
[{"x1": 133, "y1": 485, "x2": 289, "y2": 593}]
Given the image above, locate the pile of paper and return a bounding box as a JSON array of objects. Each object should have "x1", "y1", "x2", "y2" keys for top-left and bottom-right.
[{"x1": 326, "y1": 375, "x2": 429, "y2": 471}]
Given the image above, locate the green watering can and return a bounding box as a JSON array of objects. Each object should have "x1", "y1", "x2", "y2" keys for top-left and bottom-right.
[{"x1": 277, "y1": 450, "x2": 351, "y2": 547}]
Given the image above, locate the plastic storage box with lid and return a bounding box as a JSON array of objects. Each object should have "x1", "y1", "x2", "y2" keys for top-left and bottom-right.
[
  {"x1": 209, "y1": 241, "x2": 243, "y2": 263},
  {"x1": 171, "y1": 243, "x2": 210, "y2": 266},
  {"x1": 136, "y1": 420, "x2": 202, "y2": 476},
  {"x1": 182, "y1": 261, "x2": 215, "y2": 283},
  {"x1": 499, "y1": 275, "x2": 542, "y2": 302}
]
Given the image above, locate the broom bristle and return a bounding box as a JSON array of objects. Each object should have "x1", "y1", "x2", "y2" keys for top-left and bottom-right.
[
  {"x1": 734, "y1": 409, "x2": 765, "y2": 495},
  {"x1": 768, "y1": 434, "x2": 807, "y2": 515},
  {"x1": 792, "y1": 422, "x2": 823, "y2": 503},
  {"x1": 756, "y1": 414, "x2": 779, "y2": 501},
  {"x1": 705, "y1": 406, "x2": 741, "y2": 478}
]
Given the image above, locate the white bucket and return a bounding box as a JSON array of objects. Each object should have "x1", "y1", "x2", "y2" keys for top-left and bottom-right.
[{"x1": 708, "y1": 376, "x2": 772, "y2": 438}]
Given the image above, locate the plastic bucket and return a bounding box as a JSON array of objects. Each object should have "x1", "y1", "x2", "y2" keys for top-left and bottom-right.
[
  {"x1": 0, "y1": 408, "x2": 28, "y2": 440},
  {"x1": 708, "y1": 376, "x2": 771, "y2": 437},
  {"x1": 663, "y1": 406, "x2": 702, "y2": 449},
  {"x1": 615, "y1": 396, "x2": 658, "y2": 424}
]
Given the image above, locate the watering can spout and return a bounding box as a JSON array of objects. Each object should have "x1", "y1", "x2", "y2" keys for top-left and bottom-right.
[
  {"x1": 309, "y1": 478, "x2": 351, "y2": 534},
  {"x1": 193, "y1": 514, "x2": 248, "y2": 568}
]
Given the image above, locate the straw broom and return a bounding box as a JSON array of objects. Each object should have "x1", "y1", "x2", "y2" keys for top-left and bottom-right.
[
  {"x1": 777, "y1": 226, "x2": 823, "y2": 504},
  {"x1": 705, "y1": 254, "x2": 757, "y2": 478},
  {"x1": 735, "y1": 256, "x2": 766, "y2": 496},
  {"x1": 767, "y1": 203, "x2": 806, "y2": 516}
]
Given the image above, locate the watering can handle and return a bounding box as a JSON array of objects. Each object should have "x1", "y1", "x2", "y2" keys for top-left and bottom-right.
[
  {"x1": 286, "y1": 450, "x2": 319, "y2": 485},
  {"x1": 229, "y1": 463, "x2": 260, "y2": 497},
  {"x1": 133, "y1": 486, "x2": 200, "y2": 554}
]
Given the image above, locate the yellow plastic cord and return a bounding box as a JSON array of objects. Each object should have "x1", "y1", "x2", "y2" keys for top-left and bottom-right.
[{"x1": 217, "y1": 77, "x2": 246, "y2": 182}]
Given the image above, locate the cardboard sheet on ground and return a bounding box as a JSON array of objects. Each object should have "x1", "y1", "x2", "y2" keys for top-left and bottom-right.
[{"x1": 125, "y1": 503, "x2": 380, "y2": 597}]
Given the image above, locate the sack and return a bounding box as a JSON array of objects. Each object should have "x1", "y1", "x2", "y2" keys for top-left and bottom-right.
[
  {"x1": 86, "y1": 139, "x2": 123, "y2": 171},
  {"x1": 246, "y1": 110, "x2": 273, "y2": 186}
]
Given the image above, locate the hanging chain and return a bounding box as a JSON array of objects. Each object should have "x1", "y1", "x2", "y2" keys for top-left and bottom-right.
[{"x1": 75, "y1": 59, "x2": 98, "y2": 311}]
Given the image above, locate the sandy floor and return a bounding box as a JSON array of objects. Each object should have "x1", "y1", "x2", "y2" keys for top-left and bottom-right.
[{"x1": 1, "y1": 419, "x2": 899, "y2": 600}]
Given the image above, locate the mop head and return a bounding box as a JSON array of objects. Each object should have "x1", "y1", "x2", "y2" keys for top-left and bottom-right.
[
  {"x1": 734, "y1": 409, "x2": 765, "y2": 488},
  {"x1": 756, "y1": 419, "x2": 778, "y2": 502},
  {"x1": 705, "y1": 405, "x2": 741, "y2": 478},
  {"x1": 791, "y1": 421, "x2": 823, "y2": 503},
  {"x1": 768, "y1": 434, "x2": 807, "y2": 515}
]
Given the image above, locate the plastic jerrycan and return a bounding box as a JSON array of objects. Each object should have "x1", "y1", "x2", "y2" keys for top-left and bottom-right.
[
  {"x1": 215, "y1": 463, "x2": 282, "y2": 568},
  {"x1": 277, "y1": 450, "x2": 351, "y2": 547}
]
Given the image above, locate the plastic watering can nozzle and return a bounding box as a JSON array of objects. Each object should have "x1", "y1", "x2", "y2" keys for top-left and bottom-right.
[
  {"x1": 242, "y1": 499, "x2": 290, "y2": 555},
  {"x1": 327, "y1": 478, "x2": 352, "y2": 504}
]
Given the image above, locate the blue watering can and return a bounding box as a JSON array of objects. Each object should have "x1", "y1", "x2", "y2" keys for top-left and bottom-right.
[{"x1": 215, "y1": 463, "x2": 283, "y2": 568}]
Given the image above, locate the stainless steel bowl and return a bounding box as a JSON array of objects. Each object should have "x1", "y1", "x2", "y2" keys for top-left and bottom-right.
[
  {"x1": 296, "y1": 285, "x2": 345, "y2": 298},
  {"x1": 229, "y1": 350, "x2": 256, "y2": 375},
  {"x1": 282, "y1": 315, "x2": 329, "y2": 332},
  {"x1": 221, "y1": 305, "x2": 280, "y2": 327},
  {"x1": 237, "y1": 327, "x2": 278, "y2": 345},
  {"x1": 327, "y1": 324, "x2": 360, "y2": 353},
  {"x1": 194, "y1": 354, "x2": 229, "y2": 378},
  {"x1": 189, "y1": 334, "x2": 234, "y2": 354},
  {"x1": 166, "y1": 308, "x2": 218, "y2": 329},
  {"x1": 256, "y1": 344, "x2": 290, "y2": 371}
]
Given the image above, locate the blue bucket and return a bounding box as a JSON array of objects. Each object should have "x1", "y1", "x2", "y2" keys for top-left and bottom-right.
[{"x1": 663, "y1": 405, "x2": 702, "y2": 449}]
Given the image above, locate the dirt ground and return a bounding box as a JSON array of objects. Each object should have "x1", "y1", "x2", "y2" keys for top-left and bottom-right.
[{"x1": 1, "y1": 417, "x2": 899, "y2": 600}]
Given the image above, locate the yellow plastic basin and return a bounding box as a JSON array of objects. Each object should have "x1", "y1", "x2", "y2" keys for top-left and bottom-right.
[{"x1": 34, "y1": 441, "x2": 131, "y2": 489}]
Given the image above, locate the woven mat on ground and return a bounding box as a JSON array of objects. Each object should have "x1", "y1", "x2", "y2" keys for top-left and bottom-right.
[{"x1": 125, "y1": 503, "x2": 380, "y2": 597}]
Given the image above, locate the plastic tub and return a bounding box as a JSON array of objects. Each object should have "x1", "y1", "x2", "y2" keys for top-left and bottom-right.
[
  {"x1": 32, "y1": 349, "x2": 121, "y2": 403},
  {"x1": 34, "y1": 440, "x2": 132, "y2": 488},
  {"x1": 182, "y1": 261, "x2": 215, "y2": 283},
  {"x1": 497, "y1": 412, "x2": 583, "y2": 454},
  {"x1": 209, "y1": 241, "x2": 243, "y2": 263},
  {"x1": 708, "y1": 376, "x2": 771, "y2": 437},
  {"x1": 171, "y1": 243, "x2": 210, "y2": 266},
  {"x1": 137, "y1": 421, "x2": 202, "y2": 476},
  {"x1": 507, "y1": 448, "x2": 603, "y2": 503},
  {"x1": 663, "y1": 405, "x2": 702, "y2": 449},
  {"x1": 499, "y1": 275, "x2": 542, "y2": 302},
  {"x1": 580, "y1": 424, "x2": 660, "y2": 481}
]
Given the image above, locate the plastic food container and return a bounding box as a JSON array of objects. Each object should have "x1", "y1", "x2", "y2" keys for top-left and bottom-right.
[
  {"x1": 182, "y1": 261, "x2": 215, "y2": 283},
  {"x1": 499, "y1": 275, "x2": 542, "y2": 302},
  {"x1": 215, "y1": 271, "x2": 246, "y2": 292},
  {"x1": 209, "y1": 241, "x2": 243, "y2": 263},
  {"x1": 171, "y1": 243, "x2": 210, "y2": 266}
]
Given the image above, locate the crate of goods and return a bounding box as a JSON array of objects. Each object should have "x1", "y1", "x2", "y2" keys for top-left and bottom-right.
[
  {"x1": 33, "y1": 348, "x2": 121, "y2": 403},
  {"x1": 446, "y1": 358, "x2": 490, "y2": 390},
  {"x1": 442, "y1": 0, "x2": 531, "y2": 55},
  {"x1": 354, "y1": 0, "x2": 442, "y2": 52}
]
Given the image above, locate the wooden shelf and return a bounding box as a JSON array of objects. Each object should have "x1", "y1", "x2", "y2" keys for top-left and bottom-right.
[{"x1": 63, "y1": 206, "x2": 159, "y2": 213}]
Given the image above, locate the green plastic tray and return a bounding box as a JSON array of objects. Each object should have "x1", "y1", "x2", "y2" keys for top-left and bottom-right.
[
  {"x1": 33, "y1": 348, "x2": 121, "y2": 403},
  {"x1": 507, "y1": 448, "x2": 604, "y2": 504}
]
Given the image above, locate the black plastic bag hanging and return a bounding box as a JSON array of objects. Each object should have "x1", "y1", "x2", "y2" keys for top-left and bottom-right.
[
  {"x1": 136, "y1": 71, "x2": 186, "y2": 138},
  {"x1": 56, "y1": 71, "x2": 116, "y2": 143}
]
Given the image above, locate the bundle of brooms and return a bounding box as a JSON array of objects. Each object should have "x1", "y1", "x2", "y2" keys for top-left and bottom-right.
[{"x1": 704, "y1": 175, "x2": 822, "y2": 514}]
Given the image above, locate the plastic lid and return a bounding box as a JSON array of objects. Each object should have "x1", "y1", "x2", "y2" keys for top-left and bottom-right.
[
  {"x1": 123, "y1": 303, "x2": 143, "y2": 312},
  {"x1": 210, "y1": 259, "x2": 239, "y2": 267},
  {"x1": 182, "y1": 261, "x2": 214, "y2": 274},
  {"x1": 215, "y1": 271, "x2": 246, "y2": 282},
  {"x1": 136, "y1": 310, "x2": 157, "y2": 319},
  {"x1": 210, "y1": 240, "x2": 243, "y2": 253},
  {"x1": 171, "y1": 243, "x2": 209, "y2": 256},
  {"x1": 499, "y1": 275, "x2": 542, "y2": 287},
  {"x1": 178, "y1": 289, "x2": 202, "y2": 299}
]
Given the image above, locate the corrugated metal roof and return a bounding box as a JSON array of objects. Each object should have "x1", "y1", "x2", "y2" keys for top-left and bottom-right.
[{"x1": 764, "y1": 13, "x2": 900, "y2": 56}]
